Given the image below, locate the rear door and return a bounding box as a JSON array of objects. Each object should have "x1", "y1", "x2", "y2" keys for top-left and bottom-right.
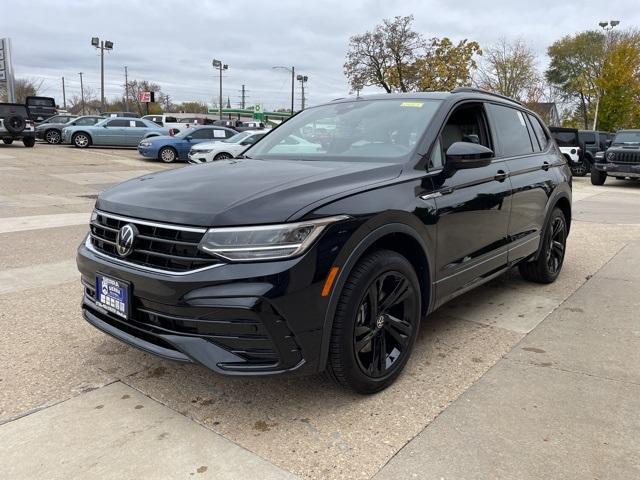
[
  {"x1": 429, "y1": 102, "x2": 513, "y2": 305},
  {"x1": 129, "y1": 120, "x2": 150, "y2": 145},
  {"x1": 486, "y1": 104, "x2": 556, "y2": 263}
]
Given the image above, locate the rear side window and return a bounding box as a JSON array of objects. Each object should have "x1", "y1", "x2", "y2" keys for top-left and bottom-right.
[
  {"x1": 134, "y1": 121, "x2": 146, "y2": 127},
  {"x1": 528, "y1": 115, "x2": 549, "y2": 151},
  {"x1": 487, "y1": 104, "x2": 534, "y2": 156},
  {"x1": 190, "y1": 129, "x2": 211, "y2": 139},
  {"x1": 107, "y1": 119, "x2": 129, "y2": 127},
  {"x1": 165, "y1": 116, "x2": 177, "y2": 123}
]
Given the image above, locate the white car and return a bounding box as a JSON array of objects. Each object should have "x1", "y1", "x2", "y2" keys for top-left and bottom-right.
[
  {"x1": 188, "y1": 130, "x2": 268, "y2": 163},
  {"x1": 141, "y1": 114, "x2": 183, "y2": 133}
]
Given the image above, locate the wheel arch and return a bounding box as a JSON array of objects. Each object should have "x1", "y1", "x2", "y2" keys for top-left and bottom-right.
[
  {"x1": 531, "y1": 190, "x2": 572, "y2": 262},
  {"x1": 72, "y1": 130, "x2": 92, "y2": 144},
  {"x1": 318, "y1": 223, "x2": 433, "y2": 371}
]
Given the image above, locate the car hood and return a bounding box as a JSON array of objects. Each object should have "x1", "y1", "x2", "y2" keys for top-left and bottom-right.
[
  {"x1": 144, "y1": 135, "x2": 176, "y2": 143},
  {"x1": 96, "y1": 158, "x2": 402, "y2": 226}
]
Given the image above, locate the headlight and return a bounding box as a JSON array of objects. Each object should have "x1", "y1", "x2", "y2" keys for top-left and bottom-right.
[
  {"x1": 198, "y1": 215, "x2": 350, "y2": 261},
  {"x1": 139, "y1": 141, "x2": 151, "y2": 147},
  {"x1": 192, "y1": 149, "x2": 212, "y2": 154}
]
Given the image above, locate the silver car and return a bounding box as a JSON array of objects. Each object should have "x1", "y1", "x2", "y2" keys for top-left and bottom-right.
[{"x1": 61, "y1": 117, "x2": 169, "y2": 148}]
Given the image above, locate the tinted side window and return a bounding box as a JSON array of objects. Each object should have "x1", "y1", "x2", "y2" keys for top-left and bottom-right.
[
  {"x1": 134, "y1": 121, "x2": 146, "y2": 127},
  {"x1": 487, "y1": 104, "x2": 534, "y2": 156},
  {"x1": 107, "y1": 119, "x2": 129, "y2": 127},
  {"x1": 165, "y1": 116, "x2": 177, "y2": 123},
  {"x1": 528, "y1": 115, "x2": 549, "y2": 151},
  {"x1": 190, "y1": 129, "x2": 211, "y2": 139}
]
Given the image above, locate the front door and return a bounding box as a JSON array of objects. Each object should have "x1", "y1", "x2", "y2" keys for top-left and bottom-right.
[{"x1": 428, "y1": 102, "x2": 513, "y2": 306}]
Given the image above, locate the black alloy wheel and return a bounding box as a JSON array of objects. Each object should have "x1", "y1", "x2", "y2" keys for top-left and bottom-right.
[
  {"x1": 327, "y1": 249, "x2": 421, "y2": 394},
  {"x1": 353, "y1": 272, "x2": 416, "y2": 378},
  {"x1": 518, "y1": 208, "x2": 567, "y2": 284},
  {"x1": 45, "y1": 129, "x2": 62, "y2": 144}
]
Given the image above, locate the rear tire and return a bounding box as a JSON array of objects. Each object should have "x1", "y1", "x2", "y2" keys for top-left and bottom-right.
[
  {"x1": 519, "y1": 208, "x2": 567, "y2": 284},
  {"x1": 23, "y1": 137, "x2": 35, "y2": 148},
  {"x1": 326, "y1": 249, "x2": 421, "y2": 394},
  {"x1": 2, "y1": 138, "x2": 13, "y2": 145},
  {"x1": 159, "y1": 146, "x2": 177, "y2": 163},
  {"x1": 590, "y1": 168, "x2": 607, "y2": 185}
]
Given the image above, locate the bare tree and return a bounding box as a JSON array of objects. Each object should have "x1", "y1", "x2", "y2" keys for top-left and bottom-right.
[
  {"x1": 14, "y1": 77, "x2": 45, "y2": 103},
  {"x1": 126, "y1": 80, "x2": 164, "y2": 115},
  {"x1": 475, "y1": 38, "x2": 540, "y2": 101}
]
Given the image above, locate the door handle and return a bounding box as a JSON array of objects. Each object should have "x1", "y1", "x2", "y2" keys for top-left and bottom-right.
[
  {"x1": 494, "y1": 170, "x2": 508, "y2": 182},
  {"x1": 542, "y1": 161, "x2": 550, "y2": 171}
]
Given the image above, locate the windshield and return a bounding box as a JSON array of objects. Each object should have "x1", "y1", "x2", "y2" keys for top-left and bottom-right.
[
  {"x1": 223, "y1": 131, "x2": 252, "y2": 143},
  {"x1": 612, "y1": 131, "x2": 640, "y2": 145},
  {"x1": 244, "y1": 98, "x2": 442, "y2": 162}
]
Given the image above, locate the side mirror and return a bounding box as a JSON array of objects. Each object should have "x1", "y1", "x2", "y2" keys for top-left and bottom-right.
[{"x1": 445, "y1": 142, "x2": 493, "y2": 169}]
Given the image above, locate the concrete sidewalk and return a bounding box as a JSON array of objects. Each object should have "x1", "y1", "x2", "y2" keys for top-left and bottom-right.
[{"x1": 375, "y1": 243, "x2": 640, "y2": 479}]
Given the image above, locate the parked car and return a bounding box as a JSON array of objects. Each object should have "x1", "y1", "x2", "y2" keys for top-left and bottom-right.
[
  {"x1": 141, "y1": 114, "x2": 182, "y2": 133},
  {"x1": 549, "y1": 127, "x2": 587, "y2": 176},
  {"x1": 188, "y1": 130, "x2": 268, "y2": 163},
  {"x1": 37, "y1": 115, "x2": 105, "y2": 144},
  {"x1": 1, "y1": 103, "x2": 36, "y2": 147},
  {"x1": 62, "y1": 117, "x2": 168, "y2": 148},
  {"x1": 26, "y1": 96, "x2": 57, "y2": 123},
  {"x1": 591, "y1": 129, "x2": 640, "y2": 185},
  {"x1": 212, "y1": 119, "x2": 267, "y2": 132},
  {"x1": 37, "y1": 114, "x2": 78, "y2": 126},
  {"x1": 177, "y1": 117, "x2": 214, "y2": 128},
  {"x1": 101, "y1": 111, "x2": 140, "y2": 118},
  {"x1": 137, "y1": 125, "x2": 236, "y2": 162},
  {"x1": 77, "y1": 89, "x2": 571, "y2": 394}
]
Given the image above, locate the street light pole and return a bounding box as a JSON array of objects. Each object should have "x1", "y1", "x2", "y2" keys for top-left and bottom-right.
[
  {"x1": 91, "y1": 37, "x2": 113, "y2": 113},
  {"x1": 212, "y1": 59, "x2": 229, "y2": 119},
  {"x1": 296, "y1": 74, "x2": 308, "y2": 110},
  {"x1": 124, "y1": 65, "x2": 129, "y2": 112},
  {"x1": 61, "y1": 76, "x2": 66, "y2": 110},
  {"x1": 592, "y1": 20, "x2": 620, "y2": 130}
]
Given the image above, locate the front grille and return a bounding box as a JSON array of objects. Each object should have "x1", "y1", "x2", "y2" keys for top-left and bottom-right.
[
  {"x1": 612, "y1": 151, "x2": 640, "y2": 164},
  {"x1": 90, "y1": 211, "x2": 222, "y2": 272}
]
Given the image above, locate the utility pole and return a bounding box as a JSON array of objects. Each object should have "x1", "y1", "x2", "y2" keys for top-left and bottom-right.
[
  {"x1": 124, "y1": 65, "x2": 129, "y2": 112},
  {"x1": 273, "y1": 66, "x2": 296, "y2": 114},
  {"x1": 61, "y1": 76, "x2": 67, "y2": 110},
  {"x1": 78, "y1": 72, "x2": 85, "y2": 115},
  {"x1": 296, "y1": 74, "x2": 308, "y2": 110}
]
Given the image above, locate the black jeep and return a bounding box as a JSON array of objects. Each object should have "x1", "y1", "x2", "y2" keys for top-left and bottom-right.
[
  {"x1": 0, "y1": 103, "x2": 36, "y2": 147},
  {"x1": 591, "y1": 129, "x2": 640, "y2": 185}
]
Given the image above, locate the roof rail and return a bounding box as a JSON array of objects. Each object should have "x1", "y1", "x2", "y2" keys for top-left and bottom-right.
[{"x1": 451, "y1": 87, "x2": 524, "y2": 106}]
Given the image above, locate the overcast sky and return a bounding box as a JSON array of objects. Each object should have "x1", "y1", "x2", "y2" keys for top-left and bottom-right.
[{"x1": 3, "y1": 0, "x2": 639, "y2": 110}]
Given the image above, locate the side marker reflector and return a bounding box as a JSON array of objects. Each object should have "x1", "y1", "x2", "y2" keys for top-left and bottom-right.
[{"x1": 321, "y1": 266, "x2": 340, "y2": 297}]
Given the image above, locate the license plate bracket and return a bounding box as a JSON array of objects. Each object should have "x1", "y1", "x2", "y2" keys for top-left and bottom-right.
[{"x1": 95, "y1": 273, "x2": 131, "y2": 319}]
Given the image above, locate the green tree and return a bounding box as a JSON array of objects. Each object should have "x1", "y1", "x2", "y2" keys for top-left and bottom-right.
[
  {"x1": 545, "y1": 31, "x2": 605, "y2": 128},
  {"x1": 596, "y1": 35, "x2": 640, "y2": 131},
  {"x1": 415, "y1": 37, "x2": 481, "y2": 91}
]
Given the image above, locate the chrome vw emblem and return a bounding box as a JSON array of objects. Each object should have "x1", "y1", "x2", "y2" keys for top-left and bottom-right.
[
  {"x1": 115, "y1": 223, "x2": 137, "y2": 257},
  {"x1": 606, "y1": 151, "x2": 616, "y2": 161},
  {"x1": 376, "y1": 314, "x2": 385, "y2": 329}
]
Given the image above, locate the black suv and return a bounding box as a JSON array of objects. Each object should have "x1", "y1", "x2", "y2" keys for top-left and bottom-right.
[
  {"x1": 1, "y1": 103, "x2": 36, "y2": 147},
  {"x1": 77, "y1": 89, "x2": 571, "y2": 393},
  {"x1": 591, "y1": 129, "x2": 640, "y2": 185}
]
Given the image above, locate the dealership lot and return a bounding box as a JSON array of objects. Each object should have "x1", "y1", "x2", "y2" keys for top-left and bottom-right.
[{"x1": 1, "y1": 145, "x2": 639, "y2": 479}]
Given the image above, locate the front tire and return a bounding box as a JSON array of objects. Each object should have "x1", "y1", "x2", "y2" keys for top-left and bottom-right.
[
  {"x1": 45, "y1": 129, "x2": 62, "y2": 144},
  {"x1": 326, "y1": 249, "x2": 421, "y2": 394},
  {"x1": 518, "y1": 208, "x2": 567, "y2": 284},
  {"x1": 23, "y1": 137, "x2": 35, "y2": 148},
  {"x1": 2, "y1": 138, "x2": 13, "y2": 145},
  {"x1": 214, "y1": 152, "x2": 233, "y2": 160},
  {"x1": 72, "y1": 133, "x2": 91, "y2": 148},
  {"x1": 159, "y1": 146, "x2": 178, "y2": 163},
  {"x1": 590, "y1": 168, "x2": 607, "y2": 185}
]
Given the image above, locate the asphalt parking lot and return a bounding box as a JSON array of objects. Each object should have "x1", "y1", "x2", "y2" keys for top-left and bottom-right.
[{"x1": 1, "y1": 144, "x2": 639, "y2": 479}]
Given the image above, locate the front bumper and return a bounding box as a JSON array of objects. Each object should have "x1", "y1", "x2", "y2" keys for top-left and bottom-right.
[
  {"x1": 595, "y1": 162, "x2": 640, "y2": 177},
  {"x1": 77, "y1": 235, "x2": 338, "y2": 376},
  {"x1": 137, "y1": 146, "x2": 157, "y2": 158},
  {"x1": 188, "y1": 152, "x2": 211, "y2": 164}
]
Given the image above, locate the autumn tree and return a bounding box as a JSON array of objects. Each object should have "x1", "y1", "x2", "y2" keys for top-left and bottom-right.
[
  {"x1": 344, "y1": 15, "x2": 481, "y2": 93},
  {"x1": 475, "y1": 38, "x2": 540, "y2": 101},
  {"x1": 545, "y1": 31, "x2": 605, "y2": 128},
  {"x1": 596, "y1": 33, "x2": 640, "y2": 131}
]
